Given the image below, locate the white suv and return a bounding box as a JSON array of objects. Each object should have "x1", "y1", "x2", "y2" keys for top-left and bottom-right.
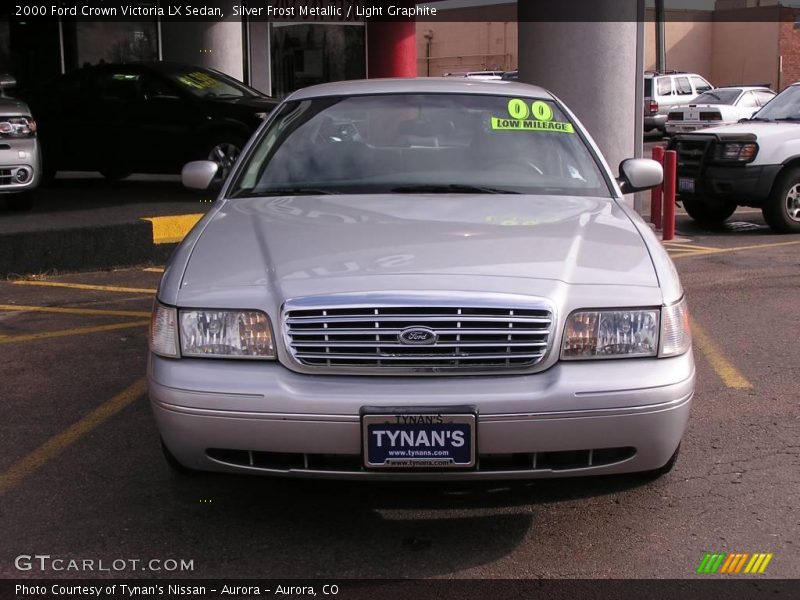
[
  {"x1": 645, "y1": 71, "x2": 714, "y2": 134},
  {"x1": 672, "y1": 82, "x2": 800, "y2": 233}
]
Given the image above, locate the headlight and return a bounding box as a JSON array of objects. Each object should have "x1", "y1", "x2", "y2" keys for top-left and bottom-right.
[
  {"x1": 179, "y1": 309, "x2": 275, "y2": 359},
  {"x1": 716, "y1": 142, "x2": 757, "y2": 163},
  {"x1": 0, "y1": 117, "x2": 36, "y2": 138},
  {"x1": 150, "y1": 303, "x2": 179, "y2": 358},
  {"x1": 561, "y1": 298, "x2": 692, "y2": 360},
  {"x1": 561, "y1": 309, "x2": 660, "y2": 360},
  {"x1": 660, "y1": 297, "x2": 691, "y2": 357}
]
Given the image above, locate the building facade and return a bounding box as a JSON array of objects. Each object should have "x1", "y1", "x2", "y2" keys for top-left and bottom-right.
[{"x1": 0, "y1": 5, "x2": 416, "y2": 96}]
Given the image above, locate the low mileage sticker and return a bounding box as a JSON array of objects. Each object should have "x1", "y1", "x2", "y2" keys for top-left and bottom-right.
[{"x1": 492, "y1": 98, "x2": 575, "y2": 133}]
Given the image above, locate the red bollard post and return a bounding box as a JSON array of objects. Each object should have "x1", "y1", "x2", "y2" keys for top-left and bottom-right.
[
  {"x1": 651, "y1": 146, "x2": 665, "y2": 230},
  {"x1": 663, "y1": 150, "x2": 677, "y2": 241}
]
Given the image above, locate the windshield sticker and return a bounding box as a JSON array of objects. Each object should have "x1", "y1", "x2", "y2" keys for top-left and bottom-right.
[
  {"x1": 491, "y1": 118, "x2": 574, "y2": 133},
  {"x1": 176, "y1": 71, "x2": 218, "y2": 90},
  {"x1": 507, "y1": 98, "x2": 530, "y2": 120},
  {"x1": 531, "y1": 101, "x2": 553, "y2": 122},
  {"x1": 492, "y1": 99, "x2": 573, "y2": 133}
]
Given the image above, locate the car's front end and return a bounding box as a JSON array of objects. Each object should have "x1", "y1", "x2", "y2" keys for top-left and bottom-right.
[
  {"x1": 148, "y1": 79, "x2": 694, "y2": 480},
  {"x1": 0, "y1": 96, "x2": 40, "y2": 197},
  {"x1": 671, "y1": 129, "x2": 774, "y2": 201}
]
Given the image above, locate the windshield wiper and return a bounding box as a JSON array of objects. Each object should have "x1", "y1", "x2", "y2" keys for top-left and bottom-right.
[
  {"x1": 238, "y1": 187, "x2": 342, "y2": 197},
  {"x1": 772, "y1": 116, "x2": 800, "y2": 122},
  {"x1": 390, "y1": 184, "x2": 520, "y2": 194},
  {"x1": 744, "y1": 117, "x2": 772, "y2": 122}
]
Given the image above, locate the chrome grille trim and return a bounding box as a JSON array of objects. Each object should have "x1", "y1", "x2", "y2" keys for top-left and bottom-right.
[{"x1": 282, "y1": 293, "x2": 556, "y2": 375}]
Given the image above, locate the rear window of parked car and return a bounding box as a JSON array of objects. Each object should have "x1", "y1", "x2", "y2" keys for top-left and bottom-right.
[{"x1": 693, "y1": 89, "x2": 741, "y2": 105}]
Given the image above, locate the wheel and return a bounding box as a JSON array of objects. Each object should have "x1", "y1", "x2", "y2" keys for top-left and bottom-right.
[
  {"x1": 1, "y1": 191, "x2": 33, "y2": 211},
  {"x1": 682, "y1": 197, "x2": 737, "y2": 226},
  {"x1": 763, "y1": 167, "x2": 800, "y2": 233},
  {"x1": 161, "y1": 439, "x2": 202, "y2": 476},
  {"x1": 99, "y1": 165, "x2": 132, "y2": 180},
  {"x1": 205, "y1": 138, "x2": 244, "y2": 181},
  {"x1": 639, "y1": 444, "x2": 680, "y2": 480}
]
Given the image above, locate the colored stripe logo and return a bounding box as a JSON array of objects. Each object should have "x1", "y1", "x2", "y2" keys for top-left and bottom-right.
[{"x1": 696, "y1": 552, "x2": 773, "y2": 574}]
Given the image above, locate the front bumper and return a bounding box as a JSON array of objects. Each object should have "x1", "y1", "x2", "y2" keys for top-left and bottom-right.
[
  {"x1": 149, "y1": 351, "x2": 695, "y2": 480},
  {"x1": 0, "y1": 137, "x2": 40, "y2": 193},
  {"x1": 677, "y1": 163, "x2": 781, "y2": 205}
]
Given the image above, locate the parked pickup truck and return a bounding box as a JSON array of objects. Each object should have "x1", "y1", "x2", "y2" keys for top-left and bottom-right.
[{"x1": 670, "y1": 82, "x2": 800, "y2": 233}]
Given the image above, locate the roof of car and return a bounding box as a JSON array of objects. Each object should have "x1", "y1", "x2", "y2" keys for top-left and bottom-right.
[{"x1": 287, "y1": 78, "x2": 554, "y2": 101}]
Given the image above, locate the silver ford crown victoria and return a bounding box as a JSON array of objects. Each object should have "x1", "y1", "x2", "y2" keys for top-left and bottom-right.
[{"x1": 148, "y1": 78, "x2": 694, "y2": 480}]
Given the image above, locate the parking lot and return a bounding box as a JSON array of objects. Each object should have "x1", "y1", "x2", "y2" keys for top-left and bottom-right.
[{"x1": 1, "y1": 209, "x2": 798, "y2": 579}]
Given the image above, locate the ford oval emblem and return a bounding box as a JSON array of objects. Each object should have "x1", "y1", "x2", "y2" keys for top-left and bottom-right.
[{"x1": 398, "y1": 327, "x2": 438, "y2": 346}]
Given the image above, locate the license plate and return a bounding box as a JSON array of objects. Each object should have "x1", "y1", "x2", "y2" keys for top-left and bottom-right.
[
  {"x1": 361, "y1": 410, "x2": 476, "y2": 469},
  {"x1": 679, "y1": 177, "x2": 695, "y2": 194}
]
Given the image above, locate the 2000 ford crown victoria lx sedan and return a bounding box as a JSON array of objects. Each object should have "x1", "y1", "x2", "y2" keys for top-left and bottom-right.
[{"x1": 148, "y1": 78, "x2": 694, "y2": 480}]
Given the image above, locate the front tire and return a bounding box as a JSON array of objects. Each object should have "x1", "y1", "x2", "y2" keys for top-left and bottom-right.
[
  {"x1": 682, "y1": 197, "x2": 737, "y2": 226},
  {"x1": 205, "y1": 138, "x2": 244, "y2": 181},
  {"x1": 639, "y1": 444, "x2": 680, "y2": 480},
  {"x1": 161, "y1": 439, "x2": 202, "y2": 477},
  {"x1": 763, "y1": 167, "x2": 800, "y2": 233}
]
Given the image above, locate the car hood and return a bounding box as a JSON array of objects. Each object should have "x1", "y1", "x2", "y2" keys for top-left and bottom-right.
[
  {"x1": 0, "y1": 97, "x2": 30, "y2": 116},
  {"x1": 692, "y1": 121, "x2": 800, "y2": 140},
  {"x1": 178, "y1": 194, "x2": 658, "y2": 301}
]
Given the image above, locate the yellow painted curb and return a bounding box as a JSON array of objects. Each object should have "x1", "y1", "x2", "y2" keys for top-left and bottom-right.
[{"x1": 142, "y1": 213, "x2": 204, "y2": 244}]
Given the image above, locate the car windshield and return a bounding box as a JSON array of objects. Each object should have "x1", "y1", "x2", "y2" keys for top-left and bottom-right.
[
  {"x1": 163, "y1": 67, "x2": 255, "y2": 99},
  {"x1": 752, "y1": 85, "x2": 800, "y2": 120},
  {"x1": 230, "y1": 93, "x2": 610, "y2": 197},
  {"x1": 693, "y1": 89, "x2": 741, "y2": 105}
]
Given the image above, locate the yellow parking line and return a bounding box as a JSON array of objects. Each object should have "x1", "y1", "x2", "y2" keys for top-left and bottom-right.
[
  {"x1": 11, "y1": 280, "x2": 156, "y2": 294},
  {"x1": 143, "y1": 267, "x2": 165, "y2": 273},
  {"x1": 663, "y1": 243, "x2": 721, "y2": 252},
  {"x1": 0, "y1": 379, "x2": 147, "y2": 496},
  {"x1": 668, "y1": 250, "x2": 706, "y2": 259},
  {"x1": 672, "y1": 239, "x2": 800, "y2": 260},
  {"x1": 691, "y1": 318, "x2": 752, "y2": 389},
  {"x1": 0, "y1": 304, "x2": 151, "y2": 318},
  {"x1": 142, "y1": 213, "x2": 203, "y2": 244},
  {"x1": 0, "y1": 320, "x2": 149, "y2": 344}
]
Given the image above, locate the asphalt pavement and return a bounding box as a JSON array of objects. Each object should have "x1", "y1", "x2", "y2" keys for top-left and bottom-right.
[{"x1": 1, "y1": 210, "x2": 798, "y2": 580}]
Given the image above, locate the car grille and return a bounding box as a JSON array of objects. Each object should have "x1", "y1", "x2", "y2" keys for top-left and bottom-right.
[
  {"x1": 667, "y1": 112, "x2": 683, "y2": 121},
  {"x1": 672, "y1": 137, "x2": 714, "y2": 178},
  {"x1": 284, "y1": 304, "x2": 554, "y2": 373},
  {"x1": 206, "y1": 447, "x2": 636, "y2": 474},
  {"x1": 0, "y1": 168, "x2": 15, "y2": 186}
]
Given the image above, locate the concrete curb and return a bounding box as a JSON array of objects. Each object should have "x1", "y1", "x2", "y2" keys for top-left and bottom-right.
[{"x1": 0, "y1": 221, "x2": 176, "y2": 277}]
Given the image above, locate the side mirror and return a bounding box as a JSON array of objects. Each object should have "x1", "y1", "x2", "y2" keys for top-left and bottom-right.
[
  {"x1": 617, "y1": 158, "x2": 663, "y2": 194},
  {"x1": 0, "y1": 74, "x2": 17, "y2": 90},
  {"x1": 182, "y1": 160, "x2": 219, "y2": 191}
]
